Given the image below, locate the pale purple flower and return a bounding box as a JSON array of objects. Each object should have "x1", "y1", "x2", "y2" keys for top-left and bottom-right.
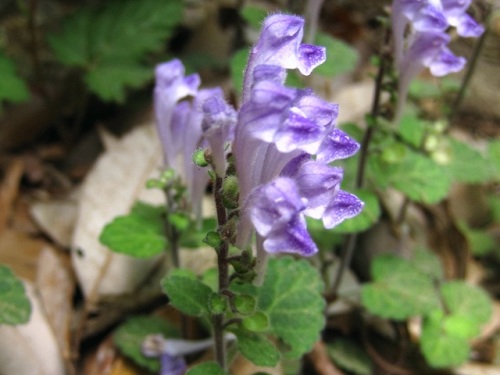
[
  {"x1": 242, "y1": 14, "x2": 326, "y2": 101},
  {"x1": 201, "y1": 93, "x2": 237, "y2": 177},
  {"x1": 391, "y1": 0, "x2": 484, "y2": 121},
  {"x1": 154, "y1": 59, "x2": 211, "y2": 218},
  {"x1": 233, "y1": 15, "x2": 363, "y2": 259}
]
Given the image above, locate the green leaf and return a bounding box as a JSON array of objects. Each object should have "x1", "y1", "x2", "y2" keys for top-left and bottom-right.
[
  {"x1": 0, "y1": 265, "x2": 31, "y2": 325},
  {"x1": 235, "y1": 330, "x2": 281, "y2": 367},
  {"x1": 0, "y1": 53, "x2": 30, "y2": 105},
  {"x1": 409, "y1": 79, "x2": 441, "y2": 99},
  {"x1": 369, "y1": 150, "x2": 451, "y2": 204},
  {"x1": 241, "y1": 6, "x2": 268, "y2": 29},
  {"x1": 421, "y1": 311, "x2": 470, "y2": 368},
  {"x1": 361, "y1": 254, "x2": 440, "y2": 320},
  {"x1": 440, "y1": 281, "x2": 492, "y2": 327},
  {"x1": 314, "y1": 33, "x2": 359, "y2": 77},
  {"x1": 327, "y1": 338, "x2": 373, "y2": 375},
  {"x1": 181, "y1": 218, "x2": 217, "y2": 249},
  {"x1": 161, "y1": 275, "x2": 212, "y2": 317},
  {"x1": 411, "y1": 248, "x2": 443, "y2": 280},
  {"x1": 487, "y1": 140, "x2": 500, "y2": 180},
  {"x1": 186, "y1": 362, "x2": 228, "y2": 375},
  {"x1": 242, "y1": 311, "x2": 269, "y2": 332},
  {"x1": 84, "y1": 64, "x2": 152, "y2": 102},
  {"x1": 333, "y1": 189, "x2": 380, "y2": 233},
  {"x1": 258, "y1": 257, "x2": 325, "y2": 358},
  {"x1": 234, "y1": 294, "x2": 257, "y2": 315},
  {"x1": 113, "y1": 315, "x2": 179, "y2": 372},
  {"x1": 48, "y1": 0, "x2": 183, "y2": 101},
  {"x1": 446, "y1": 138, "x2": 494, "y2": 183},
  {"x1": 459, "y1": 223, "x2": 496, "y2": 256},
  {"x1": 230, "y1": 48, "x2": 249, "y2": 95},
  {"x1": 99, "y1": 202, "x2": 166, "y2": 258},
  {"x1": 398, "y1": 113, "x2": 426, "y2": 148}
]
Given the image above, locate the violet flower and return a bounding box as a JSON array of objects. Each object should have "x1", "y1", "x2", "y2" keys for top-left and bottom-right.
[
  {"x1": 154, "y1": 59, "x2": 212, "y2": 218},
  {"x1": 142, "y1": 334, "x2": 236, "y2": 375},
  {"x1": 232, "y1": 14, "x2": 363, "y2": 279},
  {"x1": 392, "y1": 0, "x2": 484, "y2": 121}
]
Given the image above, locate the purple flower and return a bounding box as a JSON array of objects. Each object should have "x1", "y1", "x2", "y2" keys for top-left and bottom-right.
[
  {"x1": 233, "y1": 14, "x2": 363, "y2": 260},
  {"x1": 201, "y1": 91, "x2": 237, "y2": 177},
  {"x1": 154, "y1": 59, "x2": 211, "y2": 218},
  {"x1": 391, "y1": 0, "x2": 484, "y2": 121},
  {"x1": 249, "y1": 178, "x2": 318, "y2": 256},
  {"x1": 242, "y1": 14, "x2": 326, "y2": 101}
]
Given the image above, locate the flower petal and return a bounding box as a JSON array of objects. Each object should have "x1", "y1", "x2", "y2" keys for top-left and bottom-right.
[{"x1": 323, "y1": 190, "x2": 364, "y2": 229}]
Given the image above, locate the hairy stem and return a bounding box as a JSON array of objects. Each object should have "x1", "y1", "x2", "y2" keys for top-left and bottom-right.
[{"x1": 213, "y1": 176, "x2": 230, "y2": 369}]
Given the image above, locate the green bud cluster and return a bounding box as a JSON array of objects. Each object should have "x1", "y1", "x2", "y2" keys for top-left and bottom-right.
[
  {"x1": 229, "y1": 249, "x2": 256, "y2": 284},
  {"x1": 221, "y1": 175, "x2": 239, "y2": 209}
]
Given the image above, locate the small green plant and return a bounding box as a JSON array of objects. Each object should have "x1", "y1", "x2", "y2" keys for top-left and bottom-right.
[
  {"x1": 0, "y1": 265, "x2": 31, "y2": 326},
  {"x1": 361, "y1": 249, "x2": 492, "y2": 368}
]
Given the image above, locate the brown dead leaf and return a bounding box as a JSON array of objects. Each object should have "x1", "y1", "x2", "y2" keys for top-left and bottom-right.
[
  {"x1": 0, "y1": 158, "x2": 23, "y2": 233},
  {"x1": 0, "y1": 228, "x2": 45, "y2": 282},
  {"x1": 36, "y1": 246, "x2": 75, "y2": 364}
]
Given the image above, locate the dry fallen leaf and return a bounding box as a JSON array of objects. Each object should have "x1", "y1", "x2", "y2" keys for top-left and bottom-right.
[
  {"x1": 71, "y1": 124, "x2": 165, "y2": 297},
  {"x1": 36, "y1": 246, "x2": 75, "y2": 363},
  {"x1": 0, "y1": 282, "x2": 66, "y2": 375}
]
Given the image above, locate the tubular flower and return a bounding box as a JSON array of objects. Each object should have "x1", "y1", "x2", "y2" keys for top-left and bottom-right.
[
  {"x1": 233, "y1": 14, "x2": 363, "y2": 258},
  {"x1": 391, "y1": 0, "x2": 484, "y2": 120},
  {"x1": 154, "y1": 59, "x2": 211, "y2": 218}
]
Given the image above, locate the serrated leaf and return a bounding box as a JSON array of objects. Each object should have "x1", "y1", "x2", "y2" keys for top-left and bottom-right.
[
  {"x1": 327, "y1": 338, "x2": 372, "y2": 375},
  {"x1": 369, "y1": 150, "x2": 451, "y2": 204},
  {"x1": 113, "y1": 315, "x2": 179, "y2": 372},
  {"x1": 99, "y1": 202, "x2": 166, "y2": 258},
  {"x1": 186, "y1": 362, "x2": 228, "y2": 375},
  {"x1": 161, "y1": 275, "x2": 212, "y2": 317},
  {"x1": 235, "y1": 330, "x2": 281, "y2": 367},
  {"x1": 48, "y1": 0, "x2": 183, "y2": 101},
  {"x1": 440, "y1": 281, "x2": 492, "y2": 326},
  {"x1": 446, "y1": 139, "x2": 494, "y2": 183},
  {"x1": 258, "y1": 257, "x2": 325, "y2": 358},
  {"x1": 314, "y1": 33, "x2": 359, "y2": 77},
  {"x1": 0, "y1": 265, "x2": 31, "y2": 325},
  {"x1": 361, "y1": 254, "x2": 440, "y2": 320},
  {"x1": 0, "y1": 53, "x2": 30, "y2": 105},
  {"x1": 421, "y1": 313, "x2": 470, "y2": 368},
  {"x1": 85, "y1": 64, "x2": 153, "y2": 102},
  {"x1": 47, "y1": 11, "x2": 91, "y2": 66},
  {"x1": 333, "y1": 189, "x2": 380, "y2": 233}
]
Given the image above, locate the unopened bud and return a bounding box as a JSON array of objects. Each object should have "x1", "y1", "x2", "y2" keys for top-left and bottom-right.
[
  {"x1": 193, "y1": 148, "x2": 209, "y2": 167},
  {"x1": 222, "y1": 175, "x2": 239, "y2": 209}
]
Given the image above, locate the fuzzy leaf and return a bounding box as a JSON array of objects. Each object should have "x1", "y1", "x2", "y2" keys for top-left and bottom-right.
[
  {"x1": 99, "y1": 202, "x2": 166, "y2": 258},
  {"x1": 0, "y1": 53, "x2": 30, "y2": 105},
  {"x1": 421, "y1": 311, "x2": 470, "y2": 368},
  {"x1": 398, "y1": 113, "x2": 426, "y2": 148},
  {"x1": 0, "y1": 265, "x2": 31, "y2": 325},
  {"x1": 440, "y1": 281, "x2": 492, "y2": 328},
  {"x1": 235, "y1": 330, "x2": 281, "y2": 367},
  {"x1": 361, "y1": 254, "x2": 440, "y2": 320},
  {"x1": 369, "y1": 150, "x2": 451, "y2": 204},
  {"x1": 313, "y1": 33, "x2": 359, "y2": 77},
  {"x1": 412, "y1": 248, "x2": 443, "y2": 280},
  {"x1": 186, "y1": 362, "x2": 228, "y2": 375},
  {"x1": 161, "y1": 274, "x2": 212, "y2": 317},
  {"x1": 446, "y1": 139, "x2": 494, "y2": 183},
  {"x1": 258, "y1": 257, "x2": 325, "y2": 358},
  {"x1": 327, "y1": 339, "x2": 373, "y2": 375},
  {"x1": 113, "y1": 315, "x2": 179, "y2": 372}
]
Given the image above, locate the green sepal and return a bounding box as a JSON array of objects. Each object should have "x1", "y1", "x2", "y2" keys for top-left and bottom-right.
[
  {"x1": 209, "y1": 293, "x2": 228, "y2": 314},
  {"x1": 242, "y1": 311, "x2": 269, "y2": 332},
  {"x1": 221, "y1": 175, "x2": 239, "y2": 209},
  {"x1": 203, "y1": 231, "x2": 223, "y2": 249},
  {"x1": 234, "y1": 294, "x2": 257, "y2": 315},
  {"x1": 193, "y1": 148, "x2": 209, "y2": 167}
]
